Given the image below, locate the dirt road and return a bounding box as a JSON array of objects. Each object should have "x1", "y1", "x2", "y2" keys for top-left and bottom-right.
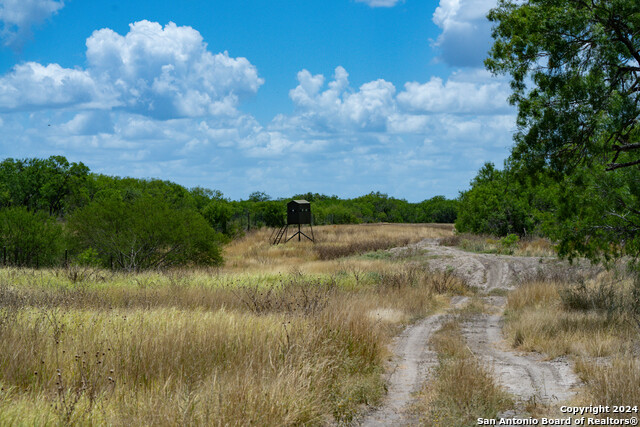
[
  {"x1": 360, "y1": 314, "x2": 445, "y2": 426},
  {"x1": 463, "y1": 299, "x2": 579, "y2": 404},
  {"x1": 359, "y1": 239, "x2": 580, "y2": 426}
]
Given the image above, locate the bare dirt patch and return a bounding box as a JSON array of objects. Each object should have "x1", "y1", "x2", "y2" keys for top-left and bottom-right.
[{"x1": 408, "y1": 238, "x2": 551, "y2": 291}]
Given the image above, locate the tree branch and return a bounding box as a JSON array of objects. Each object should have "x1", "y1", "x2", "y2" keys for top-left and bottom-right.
[
  {"x1": 612, "y1": 143, "x2": 640, "y2": 152},
  {"x1": 611, "y1": 22, "x2": 640, "y2": 66},
  {"x1": 606, "y1": 158, "x2": 640, "y2": 170}
]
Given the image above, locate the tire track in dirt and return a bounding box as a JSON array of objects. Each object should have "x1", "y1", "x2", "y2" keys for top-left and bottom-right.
[
  {"x1": 401, "y1": 238, "x2": 547, "y2": 291},
  {"x1": 423, "y1": 239, "x2": 582, "y2": 405},
  {"x1": 360, "y1": 296, "x2": 471, "y2": 427},
  {"x1": 416, "y1": 239, "x2": 581, "y2": 405},
  {"x1": 462, "y1": 298, "x2": 580, "y2": 405},
  {"x1": 359, "y1": 313, "x2": 445, "y2": 426},
  {"x1": 360, "y1": 239, "x2": 581, "y2": 425}
]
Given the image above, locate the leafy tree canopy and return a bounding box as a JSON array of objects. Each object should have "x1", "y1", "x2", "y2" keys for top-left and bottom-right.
[
  {"x1": 68, "y1": 194, "x2": 223, "y2": 271},
  {"x1": 0, "y1": 207, "x2": 64, "y2": 267},
  {"x1": 486, "y1": 0, "x2": 640, "y2": 261},
  {"x1": 0, "y1": 156, "x2": 89, "y2": 216},
  {"x1": 247, "y1": 191, "x2": 271, "y2": 202},
  {"x1": 487, "y1": 0, "x2": 640, "y2": 174}
]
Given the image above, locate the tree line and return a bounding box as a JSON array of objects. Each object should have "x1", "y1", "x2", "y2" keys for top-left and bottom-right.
[{"x1": 0, "y1": 156, "x2": 458, "y2": 270}]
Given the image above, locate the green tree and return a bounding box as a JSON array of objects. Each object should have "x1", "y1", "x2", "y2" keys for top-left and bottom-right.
[
  {"x1": 544, "y1": 165, "x2": 640, "y2": 263},
  {"x1": 456, "y1": 163, "x2": 558, "y2": 236},
  {"x1": 0, "y1": 207, "x2": 64, "y2": 267},
  {"x1": 0, "y1": 156, "x2": 89, "y2": 216},
  {"x1": 262, "y1": 202, "x2": 285, "y2": 228},
  {"x1": 487, "y1": 0, "x2": 640, "y2": 259},
  {"x1": 456, "y1": 163, "x2": 526, "y2": 235},
  {"x1": 487, "y1": 0, "x2": 640, "y2": 172},
  {"x1": 189, "y1": 187, "x2": 224, "y2": 211},
  {"x1": 248, "y1": 191, "x2": 271, "y2": 202},
  {"x1": 68, "y1": 194, "x2": 223, "y2": 270},
  {"x1": 202, "y1": 199, "x2": 234, "y2": 236},
  {"x1": 419, "y1": 196, "x2": 459, "y2": 223}
]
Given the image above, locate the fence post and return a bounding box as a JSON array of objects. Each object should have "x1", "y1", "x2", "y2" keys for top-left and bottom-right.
[
  {"x1": 2, "y1": 246, "x2": 5, "y2": 266},
  {"x1": 110, "y1": 254, "x2": 113, "y2": 270},
  {"x1": 64, "y1": 249, "x2": 68, "y2": 267},
  {"x1": 247, "y1": 212, "x2": 250, "y2": 231}
]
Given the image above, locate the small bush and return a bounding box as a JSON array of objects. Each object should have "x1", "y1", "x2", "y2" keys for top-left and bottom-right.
[
  {"x1": 231, "y1": 274, "x2": 338, "y2": 316},
  {"x1": 75, "y1": 248, "x2": 101, "y2": 267},
  {"x1": 559, "y1": 281, "x2": 617, "y2": 312},
  {"x1": 499, "y1": 234, "x2": 519, "y2": 254}
]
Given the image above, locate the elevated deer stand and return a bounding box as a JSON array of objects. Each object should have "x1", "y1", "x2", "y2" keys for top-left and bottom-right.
[{"x1": 271, "y1": 200, "x2": 314, "y2": 244}]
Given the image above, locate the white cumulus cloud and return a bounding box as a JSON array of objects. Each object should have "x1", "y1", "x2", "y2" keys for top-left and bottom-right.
[
  {"x1": 432, "y1": 0, "x2": 496, "y2": 67},
  {"x1": 0, "y1": 62, "x2": 114, "y2": 111},
  {"x1": 279, "y1": 66, "x2": 512, "y2": 136},
  {"x1": 286, "y1": 66, "x2": 396, "y2": 131},
  {"x1": 397, "y1": 71, "x2": 511, "y2": 114},
  {"x1": 0, "y1": 0, "x2": 64, "y2": 49},
  {"x1": 86, "y1": 21, "x2": 264, "y2": 119},
  {"x1": 0, "y1": 21, "x2": 264, "y2": 119}
]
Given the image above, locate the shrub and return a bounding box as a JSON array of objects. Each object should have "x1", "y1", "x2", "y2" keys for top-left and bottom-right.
[
  {"x1": 0, "y1": 206, "x2": 64, "y2": 267},
  {"x1": 68, "y1": 194, "x2": 223, "y2": 270},
  {"x1": 499, "y1": 233, "x2": 520, "y2": 254}
]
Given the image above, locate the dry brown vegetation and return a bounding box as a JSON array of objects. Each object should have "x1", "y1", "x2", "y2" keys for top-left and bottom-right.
[
  {"x1": 504, "y1": 271, "x2": 640, "y2": 414},
  {"x1": 223, "y1": 223, "x2": 453, "y2": 273},
  {"x1": 415, "y1": 318, "x2": 513, "y2": 426},
  {"x1": 5, "y1": 222, "x2": 633, "y2": 425},
  {"x1": 0, "y1": 223, "x2": 469, "y2": 426}
]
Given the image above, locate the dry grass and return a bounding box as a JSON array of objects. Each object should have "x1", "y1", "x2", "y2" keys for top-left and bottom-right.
[
  {"x1": 415, "y1": 319, "x2": 513, "y2": 426},
  {"x1": 223, "y1": 223, "x2": 453, "y2": 273},
  {"x1": 574, "y1": 357, "x2": 640, "y2": 408},
  {"x1": 0, "y1": 223, "x2": 464, "y2": 426},
  {"x1": 504, "y1": 271, "x2": 640, "y2": 417},
  {"x1": 444, "y1": 233, "x2": 557, "y2": 257},
  {"x1": 0, "y1": 302, "x2": 390, "y2": 425},
  {"x1": 516, "y1": 237, "x2": 556, "y2": 257},
  {"x1": 504, "y1": 274, "x2": 637, "y2": 358}
]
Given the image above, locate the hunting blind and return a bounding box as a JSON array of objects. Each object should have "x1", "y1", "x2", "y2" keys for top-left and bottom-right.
[{"x1": 271, "y1": 200, "x2": 314, "y2": 244}]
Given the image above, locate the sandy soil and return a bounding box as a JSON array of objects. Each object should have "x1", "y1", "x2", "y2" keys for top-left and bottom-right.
[
  {"x1": 360, "y1": 313, "x2": 445, "y2": 426},
  {"x1": 463, "y1": 299, "x2": 580, "y2": 404},
  {"x1": 359, "y1": 238, "x2": 580, "y2": 426}
]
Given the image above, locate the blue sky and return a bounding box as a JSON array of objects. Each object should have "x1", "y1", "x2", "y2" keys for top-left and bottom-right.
[{"x1": 0, "y1": 0, "x2": 515, "y2": 201}]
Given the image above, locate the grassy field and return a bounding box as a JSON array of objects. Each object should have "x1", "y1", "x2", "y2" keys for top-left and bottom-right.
[
  {"x1": 3, "y1": 223, "x2": 637, "y2": 425},
  {"x1": 0, "y1": 223, "x2": 465, "y2": 426}
]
